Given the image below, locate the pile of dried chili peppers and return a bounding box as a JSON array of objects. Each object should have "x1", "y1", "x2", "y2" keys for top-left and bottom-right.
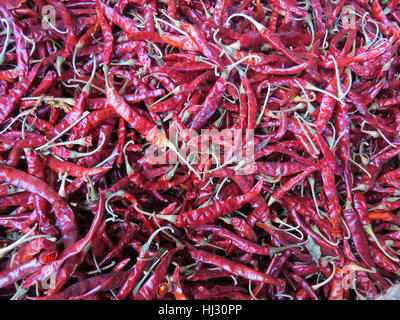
[{"x1": 0, "y1": 0, "x2": 400, "y2": 300}]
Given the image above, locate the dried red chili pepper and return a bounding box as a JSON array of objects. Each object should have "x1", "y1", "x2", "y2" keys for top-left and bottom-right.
[
  {"x1": 0, "y1": 0, "x2": 399, "y2": 301},
  {"x1": 190, "y1": 249, "x2": 284, "y2": 286}
]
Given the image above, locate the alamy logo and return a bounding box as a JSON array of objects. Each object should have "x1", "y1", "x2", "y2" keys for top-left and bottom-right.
[
  {"x1": 143, "y1": 123, "x2": 256, "y2": 175},
  {"x1": 41, "y1": 5, "x2": 56, "y2": 30},
  {"x1": 340, "y1": 5, "x2": 357, "y2": 29},
  {"x1": 40, "y1": 264, "x2": 56, "y2": 290}
]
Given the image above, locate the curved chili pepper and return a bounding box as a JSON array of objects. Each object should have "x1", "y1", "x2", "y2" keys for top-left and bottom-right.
[
  {"x1": 175, "y1": 179, "x2": 262, "y2": 227},
  {"x1": 134, "y1": 245, "x2": 183, "y2": 300},
  {"x1": 343, "y1": 205, "x2": 375, "y2": 268},
  {"x1": 0, "y1": 165, "x2": 78, "y2": 247},
  {"x1": 190, "y1": 249, "x2": 284, "y2": 286},
  {"x1": 33, "y1": 271, "x2": 131, "y2": 300},
  {"x1": 46, "y1": 156, "x2": 112, "y2": 178},
  {"x1": 269, "y1": 159, "x2": 325, "y2": 204},
  {"x1": 0, "y1": 4, "x2": 28, "y2": 79},
  {"x1": 96, "y1": 3, "x2": 113, "y2": 68},
  {"x1": 0, "y1": 257, "x2": 42, "y2": 289}
]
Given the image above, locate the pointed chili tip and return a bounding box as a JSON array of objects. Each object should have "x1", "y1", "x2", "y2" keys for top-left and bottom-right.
[
  {"x1": 344, "y1": 200, "x2": 353, "y2": 211},
  {"x1": 268, "y1": 196, "x2": 275, "y2": 206},
  {"x1": 348, "y1": 262, "x2": 376, "y2": 273}
]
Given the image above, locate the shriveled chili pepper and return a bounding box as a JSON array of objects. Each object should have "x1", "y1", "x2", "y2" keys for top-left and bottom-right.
[
  {"x1": 0, "y1": 165, "x2": 78, "y2": 247},
  {"x1": 269, "y1": 159, "x2": 325, "y2": 205},
  {"x1": 96, "y1": 1, "x2": 113, "y2": 69},
  {"x1": 0, "y1": 0, "x2": 399, "y2": 301},
  {"x1": 190, "y1": 249, "x2": 284, "y2": 286},
  {"x1": 343, "y1": 204, "x2": 375, "y2": 269},
  {"x1": 0, "y1": 4, "x2": 29, "y2": 79},
  {"x1": 134, "y1": 245, "x2": 184, "y2": 300},
  {"x1": 174, "y1": 180, "x2": 262, "y2": 227}
]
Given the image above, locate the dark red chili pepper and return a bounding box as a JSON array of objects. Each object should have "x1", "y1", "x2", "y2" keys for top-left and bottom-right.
[
  {"x1": 0, "y1": 165, "x2": 78, "y2": 247},
  {"x1": 189, "y1": 69, "x2": 232, "y2": 131},
  {"x1": 174, "y1": 180, "x2": 262, "y2": 227},
  {"x1": 134, "y1": 245, "x2": 183, "y2": 300},
  {"x1": 0, "y1": 4, "x2": 29, "y2": 79},
  {"x1": 192, "y1": 224, "x2": 287, "y2": 255},
  {"x1": 0, "y1": 58, "x2": 50, "y2": 123},
  {"x1": 116, "y1": 248, "x2": 158, "y2": 300},
  {"x1": 0, "y1": 0, "x2": 399, "y2": 301},
  {"x1": 343, "y1": 204, "x2": 375, "y2": 268},
  {"x1": 33, "y1": 271, "x2": 131, "y2": 300},
  {"x1": 46, "y1": 156, "x2": 112, "y2": 178},
  {"x1": 95, "y1": 6, "x2": 112, "y2": 70},
  {"x1": 231, "y1": 217, "x2": 258, "y2": 242},
  {"x1": 0, "y1": 257, "x2": 42, "y2": 289},
  {"x1": 190, "y1": 249, "x2": 284, "y2": 286},
  {"x1": 269, "y1": 159, "x2": 325, "y2": 204}
]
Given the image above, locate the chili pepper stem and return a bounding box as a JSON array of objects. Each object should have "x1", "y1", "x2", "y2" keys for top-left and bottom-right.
[
  {"x1": 82, "y1": 54, "x2": 97, "y2": 93},
  {"x1": 42, "y1": 14, "x2": 68, "y2": 34},
  {"x1": 225, "y1": 13, "x2": 265, "y2": 33},
  {"x1": 69, "y1": 132, "x2": 107, "y2": 159},
  {"x1": 311, "y1": 261, "x2": 336, "y2": 290},
  {"x1": 142, "y1": 227, "x2": 175, "y2": 253},
  {"x1": 72, "y1": 43, "x2": 84, "y2": 77},
  {"x1": 0, "y1": 18, "x2": 11, "y2": 65},
  {"x1": 364, "y1": 224, "x2": 400, "y2": 262},
  {"x1": 0, "y1": 224, "x2": 56, "y2": 258},
  {"x1": 36, "y1": 111, "x2": 91, "y2": 151}
]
